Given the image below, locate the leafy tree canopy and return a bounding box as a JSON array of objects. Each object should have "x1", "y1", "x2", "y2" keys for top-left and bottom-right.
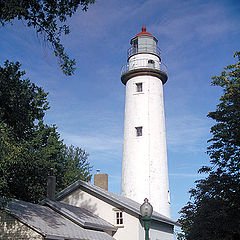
[
  {"x1": 0, "y1": 61, "x2": 92, "y2": 203},
  {"x1": 0, "y1": 60, "x2": 49, "y2": 139},
  {"x1": 178, "y1": 51, "x2": 240, "y2": 240},
  {"x1": 0, "y1": 0, "x2": 95, "y2": 75},
  {"x1": 206, "y1": 52, "x2": 240, "y2": 175}
]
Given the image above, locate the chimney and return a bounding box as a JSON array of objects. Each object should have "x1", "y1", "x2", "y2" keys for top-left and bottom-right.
[
  {"x1": 94, "y1": 170, "x2": 108, "y2": 191},
  {"x1": 47, "y1": 168, "x2": 56, "y2": 201}
]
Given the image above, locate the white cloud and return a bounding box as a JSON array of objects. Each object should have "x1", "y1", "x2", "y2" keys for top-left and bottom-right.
[
  {"x1": 149, "y1": 1, "x2": 240, "y2": 50},
  {"x1": 62, "y1": 133, "x2": 122, "y2": 152},
  {"x1": 169, "y1": 173, "x2": 207, "y2": 178}
]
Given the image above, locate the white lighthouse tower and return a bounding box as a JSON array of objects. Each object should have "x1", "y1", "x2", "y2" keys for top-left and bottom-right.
[{"x1": 121, "y1": 26, "x2": 170, "y2": 217}]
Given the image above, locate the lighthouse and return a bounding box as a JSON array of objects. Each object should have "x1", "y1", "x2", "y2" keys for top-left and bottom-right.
[{"x1": 121, "y1": 26, "x2": 170, "y2": 217}]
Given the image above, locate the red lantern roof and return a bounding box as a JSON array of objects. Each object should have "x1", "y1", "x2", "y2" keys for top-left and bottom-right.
[{"x1": 136, "y1": 26, "x2": 153, "y2": 37}]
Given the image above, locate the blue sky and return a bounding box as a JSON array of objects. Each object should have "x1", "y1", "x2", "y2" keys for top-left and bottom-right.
[{"x1": 0, "y1": 0, "x2": 240, "y2": 222}]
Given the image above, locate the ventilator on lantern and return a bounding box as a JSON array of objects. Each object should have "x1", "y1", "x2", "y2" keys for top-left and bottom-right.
[{"x1": 121, "y1": 26, "x2": 170, "y2": 217}]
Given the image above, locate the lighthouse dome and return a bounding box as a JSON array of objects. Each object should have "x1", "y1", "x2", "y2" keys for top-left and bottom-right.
[{"x1": 135, "y1": 26, "x2": 153, "y2": 37}]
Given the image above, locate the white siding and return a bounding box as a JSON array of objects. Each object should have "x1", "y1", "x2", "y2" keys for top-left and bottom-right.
[
  {"x1": 142, "y1": 220, "x2": 174, "y2": 240},
  {"x1": 61, "y1": 189, "x2": 140, "y2": 240}
]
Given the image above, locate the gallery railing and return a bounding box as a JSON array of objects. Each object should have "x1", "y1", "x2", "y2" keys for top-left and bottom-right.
[{"x1": 121, "y1": 58, "x2": 167, "y2": 75}]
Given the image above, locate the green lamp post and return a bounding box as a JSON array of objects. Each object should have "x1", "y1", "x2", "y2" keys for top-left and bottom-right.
[{"x1": 140, "y1": 198, "x2": 153, "y2": 240}]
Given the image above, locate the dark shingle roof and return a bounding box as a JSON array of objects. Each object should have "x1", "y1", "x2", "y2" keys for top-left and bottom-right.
[
  {"x1": 43, "y1": 199, "x2": 117, "y2": 232},
  {"x1": 5, "y1": 199, "x2": 115, "y2": 240},
  {"x1": 56, "y1": 180, "x2": 180, "y2": 227}
]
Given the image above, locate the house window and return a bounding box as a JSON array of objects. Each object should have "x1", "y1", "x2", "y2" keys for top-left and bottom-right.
[
  {"x1": 116, "y1": 211, "x2": 123, "y2": 225},
  {"x1": 136, "y1": 83, "x2": 143, "y2": 92},
  {"x1": 136, "y1": 127, "x2": 143, "y2": 137}
]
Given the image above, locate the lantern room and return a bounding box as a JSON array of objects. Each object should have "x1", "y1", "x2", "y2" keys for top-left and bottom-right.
[{"x1": 128, "y1": 26, "x2": 160, "y2": 58}]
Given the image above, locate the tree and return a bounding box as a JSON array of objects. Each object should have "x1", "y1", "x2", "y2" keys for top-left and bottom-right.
[
  {"x1": 206, "y1": 52, "x2": 240, "y2": 175},
  {"x1": 60, "y1": 145, "x2": 92, "y2": 187},
  {"x1": 0, "y1": 61, "x2": 92, "y2": 203},
  {"x1": 0, "y1": 60, "x2": 49, "y2": 139},
  {"x1": 1, "y1": 121, "x2": 62, "y2": 202},
  {"x1": 0, "y1": 0, "x2": 95, "y2": 75},
  {"x1": 178, "y1": 51, "x2": 240, "y2": 240}
]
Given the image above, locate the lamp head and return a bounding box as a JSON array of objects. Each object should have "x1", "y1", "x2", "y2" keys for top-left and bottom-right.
[{"x1": 140, "y1": 198, "x2": 153, "y2": 217}]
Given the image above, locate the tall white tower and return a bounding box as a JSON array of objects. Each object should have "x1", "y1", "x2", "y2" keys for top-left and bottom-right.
[{"x1": 121, "y1": 26, "x2": 170, "y2": 217}]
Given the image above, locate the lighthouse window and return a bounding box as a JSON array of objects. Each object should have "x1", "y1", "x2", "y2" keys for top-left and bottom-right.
[
  {"x1": 148, "y1": 59, "x2": 155, "y2": 68},
  {"x1": 136, "y1": 127, "x2": 143, "y2": 137},
  {"x1": 133, "y1": 39, "x2": 138, "y2": 54},
  {"x1": 148, "y1": 59, "x2": 155, "y2": 64},
  {"x1": 136, "y1": 83, "x2": 143, "y2": 92}
]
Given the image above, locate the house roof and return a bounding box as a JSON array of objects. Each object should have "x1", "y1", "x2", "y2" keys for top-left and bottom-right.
[
  {"x1": 56, "y1": 180, "x2": 180, "y2": 227},
  {"x1": 4, "y1": 199, "x2": 116, "y2": 240},
  {"x1": 43, "y1": 198, "x2": 117, "y2": 232}
]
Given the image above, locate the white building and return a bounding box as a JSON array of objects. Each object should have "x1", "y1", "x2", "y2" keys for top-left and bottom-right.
[
  {"x1": 1, "y1": 174, "x2": 179, "y2": 240},
  {"x1": 55, "y1": 178, "x2": 178, "y2": 240},
  {"x1": 121, "y1": 26, "x2": 170, "y2": 217}
]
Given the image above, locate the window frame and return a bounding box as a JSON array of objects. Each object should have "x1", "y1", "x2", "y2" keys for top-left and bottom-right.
[
  {"x1": 113, "y1": 209, "x2": 124, "y2": 227},
  {"x1": 135, "y1": 126, "x2": 143, "y2": 137},
  {"x1": 116, "y1": 211, "x2": 123, "y2": 225},
  {"x1": 136, "y1": 82, "x2": 143, "y2": 93}
]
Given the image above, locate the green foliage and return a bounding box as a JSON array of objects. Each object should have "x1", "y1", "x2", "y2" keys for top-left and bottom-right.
[
  {"x1": 0, "y1": 60, "x2": 49, "y2": 138},
  {"x1": 177, "y1": 233, "x2": 185, "y2": 240},
  {"x1": 206, "y1": 51, "x2": 240, "y2": 175},
  {"x1": 0, "y1": 121, "x2": 64, "y2": 202},
  {"x1": 60, "y1": 145, "x2": 92, "y2": 187},
  {"x1": 179, "y1": 171, "x2": 240, "y2": 240},
  {"x1": 0, "y1": 0, "x2": 95, "y2": 75},
  {"x1": 179, "y1": 51, "x2": 240, "y2": 240},
  {"x1": 0, "y1": 61, "x2": 92, "y2": 203}
]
